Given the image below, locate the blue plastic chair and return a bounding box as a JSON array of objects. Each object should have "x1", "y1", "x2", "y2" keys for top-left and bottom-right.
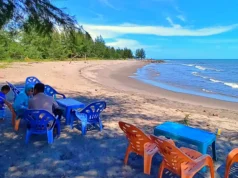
[
  {"x1": 23, "y1": 110, "x2": 61, "y2": 144},
  {"x1": 25, "y1": 76, "x2": 41, "y2": 85},
  {"x1": 44, "y1": 85, "x2": 66, "y2": 99},
  {"x1": 71, "y1": 101, "x2": 106, "y2": 135},
  {"x1": 6, "y1": 81, "x2": 21, "y2": 100},
  {"x1": 0, "y1": 97, "x2": 5, "y2": 118}
]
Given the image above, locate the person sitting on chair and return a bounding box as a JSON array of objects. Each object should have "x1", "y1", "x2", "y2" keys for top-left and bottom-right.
[
  {"x1": 13, "y1": 84, "x2": 34, "y2": 116},
  {"x1": 12, "y1": 83, "x2": 34, "y2": 130},
  {"x1": 28, "y1": 83, "x2": 62, "y2": 117}
]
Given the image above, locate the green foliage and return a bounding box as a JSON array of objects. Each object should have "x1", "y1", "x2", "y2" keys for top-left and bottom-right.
[
  {"x1": 0, "y1": 0, "x2": 143, "y2": 61},
  {"x1": 135, "y1": 48, "x2": 146, "y2": 59},
  {"x1": 0, "y1": 0, "x2": 76, "y2": 34},
  {"x1": 0, "y1": 29, "x2": 139, "y2": 60},
  {"x1": 184, "y1": 114, "x2": 190, "y2": 126}
]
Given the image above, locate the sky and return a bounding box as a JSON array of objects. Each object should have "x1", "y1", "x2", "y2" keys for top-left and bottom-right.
[{"x1": 53, "y1": 0, "x2": 238, "y2": 59}]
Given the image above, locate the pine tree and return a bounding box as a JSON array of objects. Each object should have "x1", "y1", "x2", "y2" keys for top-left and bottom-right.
[
  {"x1": 0, "y1": 0, "x2": 77, "y2": 34},
  {"x1": 0, "y1": 29, "x2": 146, "y2": 60},
  {"x1": 135, "y1": 48, "x2": 146, "y2": 59}
]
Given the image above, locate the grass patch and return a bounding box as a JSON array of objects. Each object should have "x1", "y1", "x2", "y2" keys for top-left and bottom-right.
[{"x1": 0, "y1": 63, "x2": 10, "y2": 69}]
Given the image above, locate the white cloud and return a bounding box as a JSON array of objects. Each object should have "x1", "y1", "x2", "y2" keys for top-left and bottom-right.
[
  {"x1": 106, "y1": 39, "x2": 158, "y2": 50},
  {"x1": 177, "y1": 15, "x2": 186, "y2": 22},
  {"x1": 82, "y1": 23, "x2": 238, "y2": 39},
  {"x1": 98, "y1": 0, "x2": 118, "y2": 10},
  {"x1": 166, "y1": 17, "x2": 181, "y2": 28}
]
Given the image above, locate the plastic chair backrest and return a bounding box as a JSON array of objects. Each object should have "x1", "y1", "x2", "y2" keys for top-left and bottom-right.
[
  {"x1": 44, "y1": 85, "x2": 58, "y2": 98},
  {"x1": 150, "y1": 135, "x2": 193, "y2": 175},
  {"x1": 23, "y1": 110, "x2": 55, "y2": 132},
  {"x1": 118, "y1": 121, "x2": 151, "y2": 156},
  {"x1": 80, "y1": 101, "x2": 106, "y2": 122},
  {"x1": 25, "y1": 76, "x2": 41, "y2": 85},
  {"x1": 0, "y1": 98, "x2": 4, "y2": 106},
  {"x1": 6, "y1": 81, "x2": 21, "y2": 95},
  {"x1": 0, "y1": 93, "x2": 4, "y2": 106}
]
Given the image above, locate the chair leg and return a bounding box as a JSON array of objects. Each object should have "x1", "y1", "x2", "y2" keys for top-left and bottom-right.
[
  {"x1": 144, "y1": 153, "x2": 153, "y2": 175},
  {"x1": 224, "y1": 160, "x2": 233, "y2": 178},
  {"x1": 158, "y1": 161, "x2": 164, "y2": 178},
  {"x1": 70, "y1": 114, "x2": 74, "y2": 129},
  {"x1": 212, "y1": 141, "x2": 217, "y2": 161},
  {"x1": 99, "y1": 119, "x2": 103, "y2": 131},
  {"x1": 47, "y1": 130, "x2": 54, "y2": 144},
  {"x1": 81, "y1": 122, "x2": 87, "y2": 135},
  {"x1": 25, "y1": 129, "x2": 31, "y2": 144},
  {"x1": 124, "y1": 145, "x2": 132, "y2": 165},
  {"x1": 208, "y1": 161, "x2": 215, "y2": 178},
  {"x1": 56, "y1": 121, "x2": 61, "y2": 136}
]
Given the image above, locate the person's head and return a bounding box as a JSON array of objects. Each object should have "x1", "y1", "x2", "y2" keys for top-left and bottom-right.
[
  {"x1": 1, "y1": 85, "x2": 10, "y2": 95},
  {"x1": 34, "y1": 83, "x2": 45, "y2": 95},
  {"x1": 25, "y1": 83, "x2": 34, "y2": 97}
]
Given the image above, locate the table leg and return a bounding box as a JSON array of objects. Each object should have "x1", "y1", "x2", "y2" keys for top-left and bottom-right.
[
  {"x1": 65, "y1": 108, "x2": 71, "y2": 125},
  {"x1": 212, "y1": 141, "x2": 217, "y2": 161},
  {"x1": 198, "y1": 145, "x2": 208, "y2": 172}
]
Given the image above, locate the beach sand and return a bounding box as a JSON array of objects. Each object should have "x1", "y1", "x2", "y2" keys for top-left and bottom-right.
[{"x1": 0, "y1": 60, "x2": 237, "y2": 178}]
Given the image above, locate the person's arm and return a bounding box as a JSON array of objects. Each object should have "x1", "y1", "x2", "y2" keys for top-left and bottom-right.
[
  {"x1": 4, "y1": 100, "x2": 12, "y2": 109},
  {"x1": 52, "y1": 99, "x2": 59, "y2": 109},
  {"x1": 0, "y1": 96, "x2": 12, "y2": 110}
]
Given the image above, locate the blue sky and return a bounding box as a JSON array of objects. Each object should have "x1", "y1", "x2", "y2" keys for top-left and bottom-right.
[{"x1": 54, "y1": 0, "x2": 238, "y2": 59}]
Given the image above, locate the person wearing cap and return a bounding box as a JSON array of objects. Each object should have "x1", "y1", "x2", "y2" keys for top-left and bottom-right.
[{"x1": 13, "y1": 83, "x2": 34, "y2": 118}]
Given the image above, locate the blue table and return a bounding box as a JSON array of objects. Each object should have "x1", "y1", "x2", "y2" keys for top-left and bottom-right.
[
  {"x1": 56, "y1": 98, "x2": 85, "y2": 125},
  {"x1": 154, "y1": 121, "x2": 217, "y2": 172}
]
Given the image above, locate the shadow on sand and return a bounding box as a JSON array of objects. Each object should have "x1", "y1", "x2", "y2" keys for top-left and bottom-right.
[{"x1": 0, "y1": 82, "x2": 237, "y2": 178}]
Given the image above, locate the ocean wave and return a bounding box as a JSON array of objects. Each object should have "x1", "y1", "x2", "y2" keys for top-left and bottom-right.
[
  {"x1": 224, "y1": 82, "x2": 238, "y2": 89},
  {"x1": 210, "y1": 79, "x2": 238, "y2": 89},
  {"x1": 192, "y1": 72, "x2": 209, "y2": 79},
  {"x1": 202, "y1": 89, "x2": 213, "y2": 93},
  {"x1": 183, "y1": 64, "x2": 221, "y2": 72},
  {"x1": 192, "y1": 72, "x2": 238, "y2": 89},
  {"x1": 182, "y1": 64, "x2": 195, "y2": 67},
  {"x1": 195, "y1": 65, "x2": 222, "y2": 72},
  {"x1": 209, "y1": 78, "x2": 221, "y2": 83},
  {"x1": 195, "y1": 65, "x2": 206, "y2": 70}
]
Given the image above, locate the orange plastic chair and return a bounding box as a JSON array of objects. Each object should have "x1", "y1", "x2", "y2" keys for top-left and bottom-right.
[
  {"x1": 150, "y1": 135, "x2": 215, "y2": 178},
  {"x1": 225, "y1": 148, "x2": 238, "y2": 178},
  {"x1": 118, "y1": 121, "x2": 158, "y2": 175}
]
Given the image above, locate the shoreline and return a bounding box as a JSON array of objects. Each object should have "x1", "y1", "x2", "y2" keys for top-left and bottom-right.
[{"x1": 82, "y1": 61, "x2": 238, "y2": 111}]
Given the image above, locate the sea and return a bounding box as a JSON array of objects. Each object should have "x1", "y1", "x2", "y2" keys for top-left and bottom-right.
[{"x1": 132, "y1": 59, "x2": 238, "y2": 102}]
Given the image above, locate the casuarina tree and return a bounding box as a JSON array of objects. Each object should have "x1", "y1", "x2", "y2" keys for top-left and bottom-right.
[{"x1": 0, "y1": 0, "x2": 77, "y2": 34}]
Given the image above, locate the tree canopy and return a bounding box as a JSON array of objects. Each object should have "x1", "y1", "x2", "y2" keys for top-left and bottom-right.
[
  {"x1": 0, "y1": 0, "x2": 147, "y2": 60},
  {"x1": 0, "y1": 29, "x2": 137, "y2": 60},
  {"x1": 0, "y1": 0, "x2": 77, "y2": 34},
  {"x1": 135, "y1": 48, "x2": 146, "y2": 59}
]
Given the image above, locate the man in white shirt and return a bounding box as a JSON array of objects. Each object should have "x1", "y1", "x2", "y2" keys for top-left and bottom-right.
[{"x1": 28, "y1": 83, "x2": 60, "y2": 115}]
